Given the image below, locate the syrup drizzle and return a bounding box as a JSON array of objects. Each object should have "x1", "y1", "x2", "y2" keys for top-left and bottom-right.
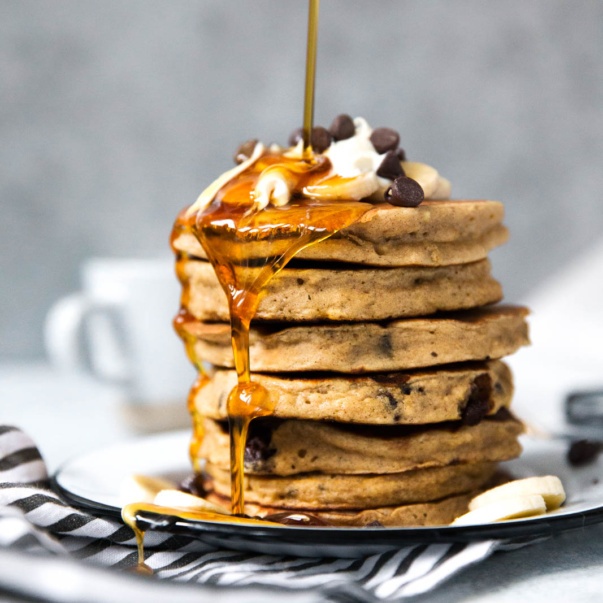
[
  {"x1": 194, "y1": 182, "x2": 369, "y2": 515},
  {"x1": 302, "y1": 0, "x2": 320, "y2": 157}
]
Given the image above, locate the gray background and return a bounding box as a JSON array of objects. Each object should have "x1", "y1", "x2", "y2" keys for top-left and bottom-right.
[{"x1": 2, "y1": 0, "x2": 602, "y2": 360}]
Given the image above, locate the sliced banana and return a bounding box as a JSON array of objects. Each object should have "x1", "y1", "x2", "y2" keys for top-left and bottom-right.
[
  {"x1": 451, "y1": 494, "x2": 547, "y2": 526},
  {"x1": 429, "y1": 176, "x2": 451, "y2": 200},
  {"x1": 303, "y1": 172, "x2": 379, "y2": 201},
  {"x1": 469, "y1": 476, "x2": 566, "y2": 512},
  {"x1": 120, "y1": 474, "x2": 177, "y2": 506},
  {"x1": 401, "y1": 162, "x2": 440, "y2": 198},
  {"x1": 154, "y1": 489, "x2": 231, "y2": 515},
  {"x1": 253, "y1": 168, "x2": 295, "y2": 209}
]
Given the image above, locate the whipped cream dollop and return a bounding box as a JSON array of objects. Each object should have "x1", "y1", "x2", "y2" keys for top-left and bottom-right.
[
  {"x1": 187, "y1": 117, "x2": 451, "y2": 216},
  {"x1": 324, "y1": 117, "x2": 450, "y2": 202}
]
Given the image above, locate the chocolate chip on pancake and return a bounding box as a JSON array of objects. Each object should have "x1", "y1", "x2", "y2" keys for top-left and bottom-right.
[
  {"x1": 386, "y1": 176, "x2": 424, "y2": 207},
  {"x1": 309, "y1": 126, "x2": 332, "y2": 153},
  {"x1": 288, "y1": 127, "x2": 304, "y2": 146},
  {"x1": 288, "y1": 126, "x2": 332, "y2": 152},
  {"x1": 370, "y1": 127, "x2": 400, "y2": 153},
  {"x1": 461, "y1": 374, "x2": 493, "y2": 426},
  {"x1": 233, "y1": 139, "x2": 259, "y2": 164},
  {"x1": 329, "y1": 114, "x2": 356, "y2": 141},
  {"x1": 376, "y1": 150, "x2": 405, "y2": 181}
]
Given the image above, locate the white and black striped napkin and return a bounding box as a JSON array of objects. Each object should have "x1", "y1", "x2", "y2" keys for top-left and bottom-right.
[{"x1": 0, "y1": 425, "x2": 526, "y2": 601}]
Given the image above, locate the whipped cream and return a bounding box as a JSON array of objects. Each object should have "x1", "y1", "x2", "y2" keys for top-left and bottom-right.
[{"x1": 188, "y1": 117, "x2": 451, "y2": 215}]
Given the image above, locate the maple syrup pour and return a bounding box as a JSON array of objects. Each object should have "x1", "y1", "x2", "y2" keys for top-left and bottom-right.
[
  {"x1": 303, "y1": 0, "x2": 320, "y2": 157},
  {"x1": 122, "y1": 503, "x2": 282, "y2": 572}
]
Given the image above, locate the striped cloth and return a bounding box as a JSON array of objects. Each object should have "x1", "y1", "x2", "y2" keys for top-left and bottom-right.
[{"x1": 0, "y1": 425, "x2": 524, "y2": 601}]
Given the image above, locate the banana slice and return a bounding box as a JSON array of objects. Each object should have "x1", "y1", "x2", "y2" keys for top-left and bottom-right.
[
  {"x1": 469, "y1": 476, "x2": 566, "y2": 512},
  {"x1": 154, "y1": 489, "x2": 231, "y2": 515},
  {"x1": 451, "y1": 494, "x2": 547, "y2": 526},
  {"x1": 120, "y1": 474, "x2": 177, "y2": 505},
  {"x1": 253, "y1": 168, "x2": 295, "y2": 209},
  {"x1": 401, "y1": 162, "x2": 440, "y2": 198},
  {"x1": 429, "y1": 176, "x2": 451, "y2": 200},
  {"x1": 303, "y1": 172, "x2": 379, "y2": 201}
]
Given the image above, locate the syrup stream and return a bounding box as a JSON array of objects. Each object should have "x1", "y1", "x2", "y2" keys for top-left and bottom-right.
[{"x1": 302, "y1": 0, "x2": 320, "y2": 158}]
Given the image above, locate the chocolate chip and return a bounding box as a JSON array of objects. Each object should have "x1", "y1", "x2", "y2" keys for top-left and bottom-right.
[
  {"x1": 329, "y1": 114, "x2": 355, "y2": 141},
  {"x1": 378, "y1": 333, "x2": 393, "y2": 357},
  {"x1": 288, "y1": 126, "x2": 332, "y2": 153},
  {"x1": 244, "y1": 420, "x2": 277, "y2": 468},
  {"x1": 396, "y1": 148, "x2": 407, "y2": 161},
  {"x1": 385, "y1": 176, "x2": 424, "y2": 207},
  {"x1": 370, "y1": 127, "x2": 400, "y2": 153},
  {"x1": 288, "y1": 127, "x2": 304, "y2": 146},
  {"x1": 365, "y1": 520, "x2": 384, "y2": 528},
  {"x1": 381, "y1": 390, "x2": 398, "y2": 409},
  {"x1": 567, "y1": 439, "x2": 602, "y2": 466},
  {"x1": 244, "y1": 435, "x2": 276, "y2": 466},
  {"x1": 310, "y1": 126, "x2": 332, "y2": 153},
  {"x1": 233, "y1": 139, "x2": 258, "y2": 164},
  {"x1": 461, "y1": 374, "x2": 492, "y2": 426},
  {"x1": 376, "y1": 150, "x2": 404, "y2": 180}
]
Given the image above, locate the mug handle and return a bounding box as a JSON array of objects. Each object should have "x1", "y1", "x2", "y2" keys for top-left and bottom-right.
[{"x1": 44, "y1": 293, "x2": 130, "y2": 383}]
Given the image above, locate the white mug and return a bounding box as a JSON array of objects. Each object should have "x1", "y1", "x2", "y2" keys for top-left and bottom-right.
[{"x1": 44, "y1": 257, "x2": 195, "y2": 430}]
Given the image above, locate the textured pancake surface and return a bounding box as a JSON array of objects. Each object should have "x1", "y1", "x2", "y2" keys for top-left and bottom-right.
[
  {"x1": 178, "y1": 257, "x2": 502, "y2": 322},
  {"x1": 206, "y1": 491, "x2": 475, "y2": 527},
  {"x1": 172, "y1": 200, "x2": 508, "y2": 267},
  {"x1": 195, "y1": 360, "x2": 513, "y2": 425},
  {"x1": 199, "y1": 410, "x2": 523, "y2": 476},
  {"x1": 203, "y1": 461, "x2": 497, "y2": 509},
  {"x1": 179, "y1": 305, "x2": 529, "y2": 373}
]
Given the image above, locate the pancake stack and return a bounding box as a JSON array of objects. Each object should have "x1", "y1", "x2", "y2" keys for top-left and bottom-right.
[{"x1": 171, "y1": 195, "x2": 529, "y2": 527}]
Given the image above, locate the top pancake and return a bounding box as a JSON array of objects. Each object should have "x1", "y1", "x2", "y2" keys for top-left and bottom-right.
[{"x1": 172, "y1": 200, "x2": 508, "y2": 267}]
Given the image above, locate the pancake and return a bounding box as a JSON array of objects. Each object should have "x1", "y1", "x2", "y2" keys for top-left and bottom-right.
[
  {"x1": 207, "y1": 491, "x2": 475, "y2": 527},
  {"x1": 203, "y1": 461, "x2": 498, "y2": 509},
  {"x1": 178, "y1": 257, "x2": 502, "y2": 323},
  {"x1": 172, "y1": 200, "x2": 508, "y2": 267},
  {"x1": 194, "y1": 360, "x2": 513, "y2": 425},
  {"x1": 178, "y1": 305, "x2": 529, "y2": 373},
  {"x1": 198, "y1": 409, "x2": 523, "y2": 476}
]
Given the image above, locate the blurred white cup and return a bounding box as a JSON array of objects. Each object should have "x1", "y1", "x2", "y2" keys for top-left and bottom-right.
[{"x1": 44, "y1": 257, "x2": 195, "y2": 432}]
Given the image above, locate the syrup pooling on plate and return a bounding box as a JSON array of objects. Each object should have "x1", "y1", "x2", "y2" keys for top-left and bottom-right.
[
  {"x1": 189, "y1": 148, "x2": 371, "y2": 514},
  {"x1": 122, "y1": 501, "x2": 282, "y2": 571}
]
